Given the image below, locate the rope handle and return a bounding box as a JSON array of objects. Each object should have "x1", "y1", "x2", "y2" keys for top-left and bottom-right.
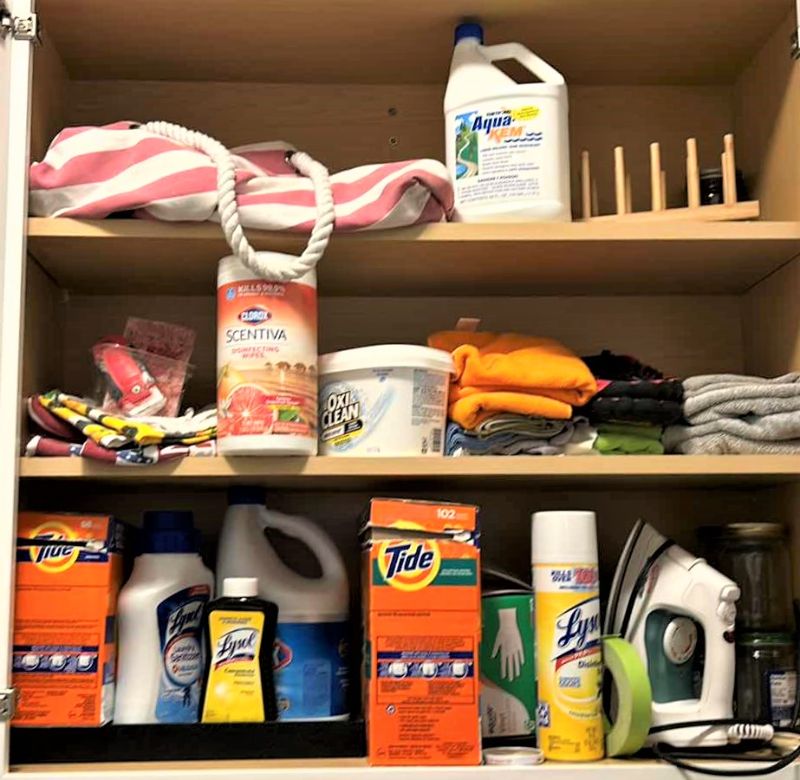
[{"x1": 143, "y1": 121, "x2": 335, "y2": 282}]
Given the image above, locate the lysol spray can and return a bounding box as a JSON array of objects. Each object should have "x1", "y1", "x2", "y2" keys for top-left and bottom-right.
[
  {"x1": 480, "y1": 590, "x2": 536, "y2": 739},
  {"x1": 531, "y1": 511, "x2": 604, "y2": 761}
]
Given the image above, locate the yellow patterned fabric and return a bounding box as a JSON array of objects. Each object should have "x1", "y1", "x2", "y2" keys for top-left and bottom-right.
[{"x1": 39, "y1": 391, "x2": 216, "y2": 449}]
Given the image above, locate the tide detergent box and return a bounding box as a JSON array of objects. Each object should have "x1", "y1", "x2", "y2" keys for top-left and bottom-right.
[
  {"x1": 361, "y1": 498, "x2": 481, "y2": 765},
  {"x1": 13, "y1": 512, "x2": 125, "y2": 726}
]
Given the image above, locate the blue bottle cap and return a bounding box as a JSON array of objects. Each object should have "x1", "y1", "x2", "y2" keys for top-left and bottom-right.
[
  {"x1": 228, "y1": 486, "x2": 266, "y2": 506},
  {"x1": 455, "y1": 22, "x2": 483, "y2": 45},
  {"x1": 141, "y1": 510, "x2": 198, "y2": 554}
]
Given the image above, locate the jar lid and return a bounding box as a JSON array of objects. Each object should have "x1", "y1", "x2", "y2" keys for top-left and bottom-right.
[
  {"x1": 699, "y1": 522, "x2": 786, "y2": 541},
  {"x1": 483, "y1": 747, "x2": 544, "y2": 766},
  {"x1": 738, "y1": 632, "x2": 796, "y2": 647}
]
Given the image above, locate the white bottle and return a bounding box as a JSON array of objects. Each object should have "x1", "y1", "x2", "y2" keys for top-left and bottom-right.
[
  {"x1": 444, "y1": 22, "x2": 571, "y2": 222},
  {"x1": 114, "y1": 511, "x2": 214, "y2": 724},
  {"x1": 216, "y1": 487, "x2": 350, "y2": 721}
]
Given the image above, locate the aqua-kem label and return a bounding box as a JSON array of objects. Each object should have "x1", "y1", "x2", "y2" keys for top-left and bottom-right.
[{"x1": 453, "y1": 103, "x2": 546, "y2": 206}]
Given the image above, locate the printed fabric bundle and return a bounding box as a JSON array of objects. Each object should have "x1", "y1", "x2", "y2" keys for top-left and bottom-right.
[
  {"x1": 26, "y1": 391, "x2": 217, "y2": 465},
  {"x1": 29, "y1": 122, "x2": 454, "y2": 230}
]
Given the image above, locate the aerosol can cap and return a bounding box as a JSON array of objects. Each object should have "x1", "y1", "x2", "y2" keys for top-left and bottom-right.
[{"x1": 531, "y1": 510, "x2": 598, "y2": 565}]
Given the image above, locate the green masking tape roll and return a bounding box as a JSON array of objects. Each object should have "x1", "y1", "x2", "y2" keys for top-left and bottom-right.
[{"x1": 603, "y1": 636, "x2": 653, "y2": 757}]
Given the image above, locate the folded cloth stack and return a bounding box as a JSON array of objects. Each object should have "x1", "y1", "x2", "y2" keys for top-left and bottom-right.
[
  {"x1": 445, "y1": 416, "x2": 597, "y2": 456},
  {"x1": 26, "y1": 391, "x2": 217, "y2": 465},
  {"x1": 664, "y1": 373, "x2": 800, "y2": 455},
  {"x1": 428, "y1": 331, "x2": 598, "y2": 456},
  {"x1": 581, "y1": 350, "x2": 685, "y2": 455}
]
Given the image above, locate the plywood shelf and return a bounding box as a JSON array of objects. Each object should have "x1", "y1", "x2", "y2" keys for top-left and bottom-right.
[
  {"x1": 26, "y1": 218, "x2": 800, "y2": 296},
  {"x1": 9, "y1": 757, "x2": 776, "y2": 779},
  {"x1": 17, "y1": 455, "x2": 800, "y2": 488}
]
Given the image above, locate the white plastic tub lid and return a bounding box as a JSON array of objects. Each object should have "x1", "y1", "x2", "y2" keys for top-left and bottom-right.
[{"x1": 319, "y1": 344, "x2": 455, "y2": 375}]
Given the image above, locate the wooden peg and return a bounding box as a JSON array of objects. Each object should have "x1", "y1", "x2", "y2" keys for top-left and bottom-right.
[
  {"x1": 625, "y1": 173, "x2": 632, "y2": 214},
  {"x1": 581, "y1": 150, "x2": 592, "y2": 220},
  {"x1": 686, "y1": 138, "x2": 700, "y2": 209},
  {"x1": 723, "y1": 133, "x2": 737, "y2": 205},
  {"x1": 591, "y1": 178, "x2": 599, "y2": 218},
  {"x1": 661, "y1": 170, "x2": 667, "y2": 210},
  {"x1": 614, "y1": 146, "x2": 627, "y2": 215},
  {"x1": 650, "y1": 143, "x2": 664, "y2": 211}
]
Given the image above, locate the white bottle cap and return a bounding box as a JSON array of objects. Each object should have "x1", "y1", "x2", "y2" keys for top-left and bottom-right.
[
  {"x1": 531, "y1": 511, "x2": 598, "y2": 565},
  {"x1": 223, "y1": 577, "x2": 258, "y2": 598}
]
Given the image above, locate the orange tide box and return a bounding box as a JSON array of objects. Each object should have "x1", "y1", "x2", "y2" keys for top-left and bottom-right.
[
  {"x1": 13, "y1": 512, "x2": 126, "y2": 726},
  {"x1": 361, "y1": 499, "x2": 481, "y2": 766}
]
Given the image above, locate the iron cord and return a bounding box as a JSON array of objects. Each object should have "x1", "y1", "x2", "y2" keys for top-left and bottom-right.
[{"x1": 653, "y1": 737, "x2": 800, "y2": 777}]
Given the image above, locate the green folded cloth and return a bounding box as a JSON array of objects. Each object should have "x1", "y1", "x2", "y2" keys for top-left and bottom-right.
[
  {"x1": 597, "y1": 422, "x2": 663, "y2": 440},
  {"x1": 594, "y1": 423, "x2": 664, "y2": 455}
]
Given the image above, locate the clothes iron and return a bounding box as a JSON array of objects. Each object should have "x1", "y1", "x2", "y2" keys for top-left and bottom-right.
[{"x1": 605, "y1": 520, "x2": 740, "y2": 748}]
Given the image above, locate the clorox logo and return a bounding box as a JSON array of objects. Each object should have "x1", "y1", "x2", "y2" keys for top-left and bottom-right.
[
  {"x1": 378, "y1": 540, "x2": 441, "y2": 591},
  {"x1": 28, "y1": 523, "x2": 81, "y2": 573},
  {"x1": 239, "y1": 306, "x2": 271, "y2": 324},
  {"x1": 273, "y1": 639, "x2": 293, "y2": 671}
]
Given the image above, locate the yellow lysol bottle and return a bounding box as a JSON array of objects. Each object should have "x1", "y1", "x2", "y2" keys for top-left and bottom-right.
[{"x1": 531, "y1": 511, "x2": 604, "y2": 761}]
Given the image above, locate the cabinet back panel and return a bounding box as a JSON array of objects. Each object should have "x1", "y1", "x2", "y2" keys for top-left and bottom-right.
[
  {"x1": 735, "y1": 10, "x2": 800, "y2": 221},
  {"x1": 744, "y1": 256, "x2": 800, "y2": 376},
  {"x1": 63, "y1": 82, "x2": 731, "y2": 219},
  {"x1": 18, "y1": 483, "x2": 772, "y2": 602},
  {"x1": 55, "y1": 294, "x2": 744, "y2": 409}
]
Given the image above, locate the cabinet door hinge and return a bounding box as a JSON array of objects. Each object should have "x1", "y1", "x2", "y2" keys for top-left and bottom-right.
[
  {"x1": 0, "y1": 688, "x2": 17, "y2": 722},
  {"x1": 0, "y1": 3, "x2": 39, "y2": 43}
]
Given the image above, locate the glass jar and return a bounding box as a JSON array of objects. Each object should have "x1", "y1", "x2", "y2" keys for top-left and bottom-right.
[
  {"x1": 699, "y1": 523, "x2": 793, "y2": 631},
  {"x1": 736, "y1": 633, "x2": 797, "y2": 727},
  {"x1": 698, "y1": 167, "x2": 750, "y2": 205}
]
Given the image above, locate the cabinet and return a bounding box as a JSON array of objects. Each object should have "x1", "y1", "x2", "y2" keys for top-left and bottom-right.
[{"x1": 2, "y1": 0, "x2": 800, "y2": 777}]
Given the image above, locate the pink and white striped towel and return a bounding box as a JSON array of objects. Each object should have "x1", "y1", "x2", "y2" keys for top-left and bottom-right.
[{"x1": 30, "y1": 121, "x2": 454, "y2": 231}]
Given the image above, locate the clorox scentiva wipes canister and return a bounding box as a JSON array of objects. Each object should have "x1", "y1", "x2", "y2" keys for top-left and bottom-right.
[
  {"x1": 444, "y1": 23, "x2": 571, "y2": 222},
  {"x1": 531, "y1": 510, "x2": 604, "y2": 761},
  {"x1": 217, "y1": 255, "x2": 317, "y2": 455},
  {"x1": 362, "y1": 499, "x2": 481, "y2": 766}
]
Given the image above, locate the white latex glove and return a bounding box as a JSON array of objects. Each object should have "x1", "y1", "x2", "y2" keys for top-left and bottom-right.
[{"x1": 492, "y1": 607, "x2": 525, "y2": 681}]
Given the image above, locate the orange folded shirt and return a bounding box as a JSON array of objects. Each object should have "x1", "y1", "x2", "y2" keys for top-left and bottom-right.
[{"x1": 428, "y1": 331, "x2": 598, "y2": 429}]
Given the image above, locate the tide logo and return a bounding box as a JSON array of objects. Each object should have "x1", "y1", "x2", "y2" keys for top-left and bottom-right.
[
  {"x1": 377, "y1": 540, "x2": 441, "y2": 591},
  {"x1": 27, "y1": 522, "x2": 81, "y2": 573}
]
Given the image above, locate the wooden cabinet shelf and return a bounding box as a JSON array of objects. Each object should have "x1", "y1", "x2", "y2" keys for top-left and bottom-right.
[
  {"x1": 18, "y1": 455, "x2": 800, "y2": 489},
  {"x1": 27, "y1": 218, "x2": 800, "y2": 296}
]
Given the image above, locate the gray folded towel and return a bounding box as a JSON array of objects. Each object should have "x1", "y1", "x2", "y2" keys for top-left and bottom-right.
[
  {"x1": 667, "y1": 373, "x2": 800, "y2": 454},
  {"x1": 473, "y1": 414, "x2": 568, "y2": 439},
  {"x1": 663, "y1": 431, "x2": 800, "y2": 455},
  {"x1": 665, "y1": 410, "x2": 800, "y2": 447},
  {"x1": 684, "y1": 376, "x2": 800, "y2": 420},
  {"x1": 683, "y1": 373, "x2": 800, "y2": 394}
]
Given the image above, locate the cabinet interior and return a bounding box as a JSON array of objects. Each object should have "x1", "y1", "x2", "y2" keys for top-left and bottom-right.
[{"x1": 12, "y1": 1, "x2": 800, "y2": 770}]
